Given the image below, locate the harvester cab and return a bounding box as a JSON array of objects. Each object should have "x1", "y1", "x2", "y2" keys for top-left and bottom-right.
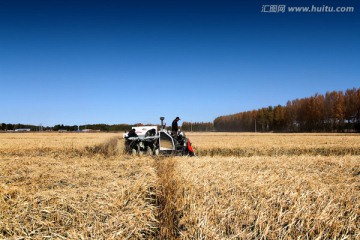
[{"x1": 124, "y1": 117, "x2": 195, "y2": 156}]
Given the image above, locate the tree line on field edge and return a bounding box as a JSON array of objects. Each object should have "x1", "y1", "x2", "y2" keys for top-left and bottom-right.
[
  {"x1": 0, "y1": 123, "x2": 132, "y2": 132},
  {"x1": 214, "y1": 87, "x2": 360, "y2": 132},
  {"x1": 0, "y1": 122, "x2": 216, "y2": 132}
]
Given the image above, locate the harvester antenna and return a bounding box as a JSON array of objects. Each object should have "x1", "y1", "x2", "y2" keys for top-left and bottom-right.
[{"x1": 160, "y1": 117, "x2": 165, "y2": 130}]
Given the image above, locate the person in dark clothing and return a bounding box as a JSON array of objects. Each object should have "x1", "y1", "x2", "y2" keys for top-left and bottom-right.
[{"x1": 172, "y1": 117, "x2": 180, "y2": 135}]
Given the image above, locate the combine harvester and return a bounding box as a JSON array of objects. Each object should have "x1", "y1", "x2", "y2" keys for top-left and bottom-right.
[{"x1": 124, "y1": 117, "x2": 195, "y2": 156}]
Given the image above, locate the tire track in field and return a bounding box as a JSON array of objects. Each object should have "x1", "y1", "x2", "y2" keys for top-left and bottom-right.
[{"x1": 155, "y1": 158, "x2": 183, "y2": 239}]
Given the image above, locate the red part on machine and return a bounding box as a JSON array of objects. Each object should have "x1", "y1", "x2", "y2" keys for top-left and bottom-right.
[{"x1": 187, "y1": 139, "x2": 194, "y2": 153}]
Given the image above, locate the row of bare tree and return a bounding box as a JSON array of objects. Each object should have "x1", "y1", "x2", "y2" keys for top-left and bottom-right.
[
  {"x1": 214, "y1": 87, "x2": 360, "y2": 132},
  {"x1": 181, "y1": 122, "x2": 214, "y2": 132}
]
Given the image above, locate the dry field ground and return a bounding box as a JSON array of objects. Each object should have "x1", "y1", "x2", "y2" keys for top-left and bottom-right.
[{"x1": 0, "y1": 132, "x2": 359, "y2": 239}]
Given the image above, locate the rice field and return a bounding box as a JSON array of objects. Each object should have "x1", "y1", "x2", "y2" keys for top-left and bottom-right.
[
  {"x1": 0, "y1": 132, "x2": 359, "y2": 239},
  {"x1": 187, "y1": 132, "x2": 360, "y2": 156}
]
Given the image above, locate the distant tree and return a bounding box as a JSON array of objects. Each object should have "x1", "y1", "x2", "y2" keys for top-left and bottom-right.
[
  {"x1": 344, "y1": 88, "x2": 358, "y2": 132},
  {"x1": 356, "y1": 88, "x2": 360, "y2": 131},
  {"x1": 213, "y1": 87, "x2": 360, "y2": 133},
  {"x1": 313, "y1": 94, "x2": 325, "y2": 131},
  {"x1": 285, "y1": 100, "x2": 296, "y2": 131},
  {"x1": 273, "y1": 105, "x2": 286, "y2": 131},
  {"x1": 182, "y1": 122, "x2": 214, "y2": 132}
]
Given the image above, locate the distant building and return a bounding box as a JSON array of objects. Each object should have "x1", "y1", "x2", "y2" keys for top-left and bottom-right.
[
  {"x1": 15, "y1": 128, "x2": 31, "y2": 132},
  {"x1": 82, "y1": 129, "x2": 100, "y2": 132}
]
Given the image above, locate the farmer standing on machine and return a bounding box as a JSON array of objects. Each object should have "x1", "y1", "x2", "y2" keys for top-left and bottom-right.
[{"x1": 172, "y1": 116, "x2": 180, "y2": 136}]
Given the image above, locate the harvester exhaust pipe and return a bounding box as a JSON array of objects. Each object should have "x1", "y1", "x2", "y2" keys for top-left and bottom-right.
[{"x1": 160, "y1": 117, "x2": 165, "y2": 130}]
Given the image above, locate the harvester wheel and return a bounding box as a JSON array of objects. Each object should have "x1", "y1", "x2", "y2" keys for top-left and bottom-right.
[
  {"x1": 154, "y1": 148, "x2": 160, "y2": 156},
  {"x1": 146, "y1": 146, "x2": 153, "y2": 155},
  {"x1": 131, "y1": 149, "x2": 137, "y2": 155}
]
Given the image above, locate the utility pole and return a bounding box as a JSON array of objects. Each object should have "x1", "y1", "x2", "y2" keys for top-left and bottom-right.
[{"x1": 255, "y1": 119, "x2": 257, "y2": 133}]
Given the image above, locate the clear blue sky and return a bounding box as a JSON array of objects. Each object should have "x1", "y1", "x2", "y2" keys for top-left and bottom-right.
[{"x1": 0, "y1": 0, "x2": 359, "y2": 126}]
